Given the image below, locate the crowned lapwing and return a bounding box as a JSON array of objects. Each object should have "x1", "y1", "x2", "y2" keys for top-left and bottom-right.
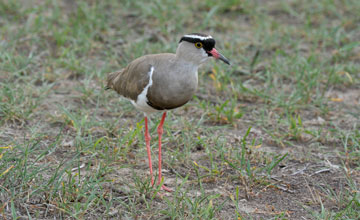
[{"x1": 106, "y1": 33, "x2": 230, "y2": 191}]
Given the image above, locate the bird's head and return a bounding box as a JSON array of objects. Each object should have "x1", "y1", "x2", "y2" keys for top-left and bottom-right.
[{"x1": 176, "y1": 33, "x2": 230, "y2": 65}]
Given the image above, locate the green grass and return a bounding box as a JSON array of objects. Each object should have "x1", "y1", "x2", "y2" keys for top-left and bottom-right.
[{"x1": 1, "y1": 0, "x2": 359, "y2": 219}]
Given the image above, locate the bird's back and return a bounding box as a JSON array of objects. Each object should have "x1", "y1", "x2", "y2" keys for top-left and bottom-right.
[
  {"x1": 107, "y1": 53, "x2": 199, "y2": 110},
  {"x1": 106, "y1": 54, "x2": 165, "y2": 101}
]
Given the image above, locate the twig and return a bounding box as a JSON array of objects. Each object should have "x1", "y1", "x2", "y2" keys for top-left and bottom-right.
[
  {"x1": 291, "y1": 163, "x2": 309, "y2": 176},
  {"x1": 275, "y1": 184, "x2": 295, "y2": 194},
  {"x1": 310, "y1": 168, "x2": 331, "y2": 176}
]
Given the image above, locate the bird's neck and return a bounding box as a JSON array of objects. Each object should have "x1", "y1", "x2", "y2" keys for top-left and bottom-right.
[
  {"x1": 175, "y1": 47, "x2": 203, "y2": 67},
  {"x1": 174, "y1": 57, "x2": 200, "y2": 73}
]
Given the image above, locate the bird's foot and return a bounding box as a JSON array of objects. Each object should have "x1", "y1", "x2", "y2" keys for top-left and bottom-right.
[{"x1": 160, "y1": 184, "x2": 172, "y2": 192}]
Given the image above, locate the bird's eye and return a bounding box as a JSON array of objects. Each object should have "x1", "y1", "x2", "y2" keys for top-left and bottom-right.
[{"x1": 195, "y1": 42, "x2": 203, "y2": 48}]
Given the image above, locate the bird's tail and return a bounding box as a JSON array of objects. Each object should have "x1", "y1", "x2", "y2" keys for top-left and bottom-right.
[{"x1": 105, "y1": 71, "x2": 118, "y2": 90}]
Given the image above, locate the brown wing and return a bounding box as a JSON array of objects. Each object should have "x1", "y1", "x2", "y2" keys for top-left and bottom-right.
[{"x1": 106, "y1": 55, "x2": 153, "y2": 101}]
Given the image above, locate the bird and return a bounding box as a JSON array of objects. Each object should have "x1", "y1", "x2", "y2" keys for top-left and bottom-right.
[{"x1": 106, "y1": 33, "x2": 230, "y2": 192}]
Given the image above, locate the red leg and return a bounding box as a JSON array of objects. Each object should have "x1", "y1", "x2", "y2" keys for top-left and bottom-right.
[
  {"x1": 157, "y1": 112, "x2": 172, "y2": 192},
  {"x1": 144, "y1": 116, "x2": 154, "y2": 185}
]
